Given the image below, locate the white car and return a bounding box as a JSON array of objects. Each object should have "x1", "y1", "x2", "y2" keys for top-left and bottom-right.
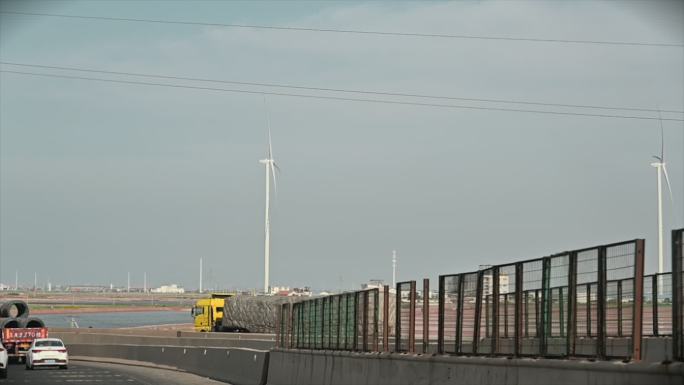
[
  {"x1": 0, "y1": 344, "x2": 7, "y2": 378},
  {"x1": 25, "y1": 338, "x2": 68, "y2": 370}
]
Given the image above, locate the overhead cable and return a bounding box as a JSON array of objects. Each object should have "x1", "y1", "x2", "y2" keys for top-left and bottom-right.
[
  {"x1": 1, "y1": 61, "x2": 681, "y2": 115},
  {"x1": 1, "y1": 11, "x2": 681, "y2": 48},
  {"x1": 2, "y1": 70, "x2": 682, "y2": 122}
]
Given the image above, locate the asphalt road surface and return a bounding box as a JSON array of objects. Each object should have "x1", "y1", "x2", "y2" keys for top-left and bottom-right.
[{"x1": 0, "y1": 361, "x2": 230, "y2": 384}]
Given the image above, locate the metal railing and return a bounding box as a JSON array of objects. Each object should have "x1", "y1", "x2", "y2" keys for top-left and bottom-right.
[
  {"x1": 643, "y1": 273, "x2": 673, "y2": 337},
  {"x1": 276, "y1": 288, "x2": 382, "y2": 351},
  {"x1": 436, "y1": 240, "x2": 645, "y2": 360},
  {"x1": 395, "y1": 281, "x2": 416, "y2": 353},
  {"x1": 277, "y1": 230, "x2": 684, "y2": 361}
]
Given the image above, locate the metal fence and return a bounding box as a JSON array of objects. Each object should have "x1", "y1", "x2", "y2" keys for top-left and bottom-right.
[
  {"x1": 276, "y1": 288, "x2": 382, "y2": 351},
  {"x1": 673, "y1": 228, "x2": 684, "y2": 360},
  {"x1": 395, "y1": 281, "x2": 416, "y2": 353},
  {"x1": 437, "y1": 239, "x2": 645, "y2": 360},
  {"x1": 277, "y1": 231, "x2": 684, "y2": 361},
  {"x1": 643, "y1": 273, "x2": 673, "y2": 337}
]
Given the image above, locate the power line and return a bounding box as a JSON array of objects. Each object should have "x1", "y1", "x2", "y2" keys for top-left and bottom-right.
[
  {"x1": 2, "y1": 61, "x2": 681, "y2": 115},
  {"x1": 1, "y1": 10, "x2": 681, "y2": 48},
  {"x1": 2, "y1": 69, "x2": 682, "y2": 122}
]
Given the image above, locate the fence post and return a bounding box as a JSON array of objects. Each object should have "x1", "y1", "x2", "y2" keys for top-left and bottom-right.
[
  {"x1": 288, "y1": 303, "x2": 294, "y2": 349},
  {"x1": 383, "y1": 285, "x2": 389, "y2": 352},
  {"x1": 438, "y1": 276, "x2": 445, "y2": 354},
  {"x1": 373, "y1": 289, "x2": 379, "y2": 352},
  {"x1": 652, "y1": 275, "x2": 658, "y2": 336},
  {"x1": 328, "y1": 297, "x2": 333, "y2": 349},
  {"x1": 423, "y1": 278, "x2": 429, "y2": 354},
  {"x1": 473, "y1": 271, "x2": 484, "y2": 354},
  {"x1": 395, "y1": 282, "x2": 401, "y2": 352},
  {"x1": 567, "y1": 252, "x2": 577, "y2": 357},
  {"x1": 673, "y1": 229, "x2": 684, "y2": 360},
  {"x1": 409, "y1": 281, "x2": 416, "y2": 353},
  {"x1": 353, "y1": 292, "x2": 359, "y2": 351},
  {"x1": 456, "y1": 275, "x2": 464, "y2": 354},
  {"x1": 597, "y1": 246, "x2": 607, "y2": 360},
  {"x1": 363, "y1": 291, "x2": 369, "y2": 351},
  {"x1": 633, "y1": 239, "x2": 645, "y2": 361},
  {"x1": 492, "y1": 267, "x2": 500, "y2": 355},
  {"x1": 540, "y1": 257, "x2": 551, "y2": 356},
  {"x1": 514, "y1": 263, "x2": 523, "y2": 357}
]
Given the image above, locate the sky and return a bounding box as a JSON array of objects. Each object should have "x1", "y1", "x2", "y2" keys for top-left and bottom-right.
[{"x1": 0, "y1": 0, "x2": 683, "y2": 292}]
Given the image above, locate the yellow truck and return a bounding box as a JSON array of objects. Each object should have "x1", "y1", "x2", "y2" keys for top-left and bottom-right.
[{"x1": 191, "y1": 293, "x2": 234, "y2": 332}]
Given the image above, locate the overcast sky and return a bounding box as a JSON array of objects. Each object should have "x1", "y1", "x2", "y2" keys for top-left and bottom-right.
[{"x1": 1, "y1": 0, "x2": 683, "y2": 291}]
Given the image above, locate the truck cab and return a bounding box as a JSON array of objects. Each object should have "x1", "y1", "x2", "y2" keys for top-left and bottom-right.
[{"x1": 191, "y1": 293, "x2": 233, "y2": 332}]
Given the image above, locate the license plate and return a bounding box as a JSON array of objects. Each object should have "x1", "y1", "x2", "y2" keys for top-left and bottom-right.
[{"x1": 45, "y1": 360, "x2": 55, "y2": 363}]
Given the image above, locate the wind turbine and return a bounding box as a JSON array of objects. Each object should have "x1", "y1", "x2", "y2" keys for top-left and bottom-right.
[
  {"x1": 650, "y1": 115, "x2": 674, "y2": 277},
  {"x1": 259, "y1": 102, "x2": 278, "y2": 294}
]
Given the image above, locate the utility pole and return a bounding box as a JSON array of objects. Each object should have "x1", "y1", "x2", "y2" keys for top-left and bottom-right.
[
  {"x1": 15, "y1": 271, "x2": 18, "y2": 291},
  {"x1": 199, "y1": 258, "x2": 203, "y2": 294},
  {"x1": 143, "y1": 272, "x2": 147, "y2": 293},
  {"x1": 34, "y1": 272, "x2": 37, "y2": 292},
  {"x1": 127, "y1": 272, "x2": 130, "y2": 293}
]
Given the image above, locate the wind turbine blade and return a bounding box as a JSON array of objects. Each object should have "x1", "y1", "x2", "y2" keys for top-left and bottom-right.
[
  {"x1": 662, "y1": 164, "x2": 674, "y2": 204},
  {"x1": 270, "y1": 162, "x2": 278, "y2": 198},
  {"x1": 662, "y1": 164, "x2": 683, "y2": 225}
]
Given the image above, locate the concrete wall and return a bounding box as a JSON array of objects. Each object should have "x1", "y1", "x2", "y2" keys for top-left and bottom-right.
[
  {"x1": 53, "y1": 329, "x2": 680, "y2": 385},
  {"x1": 267, "y1": 349, "x2": 684, "y2": 385},
  {"x1": 51, "y1": 328, "x2": 272, "y2": 385},
  {"x1": 67, "y1": 344, "x2": 269, "y2": 385}
]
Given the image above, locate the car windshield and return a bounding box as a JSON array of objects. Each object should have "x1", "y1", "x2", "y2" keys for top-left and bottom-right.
[{"x1": 35, "y1": 340, "x2": 63, "y2": 347}]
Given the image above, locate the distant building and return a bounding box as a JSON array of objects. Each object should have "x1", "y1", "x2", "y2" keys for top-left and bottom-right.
[
  {"x1": 269, "y1": 286, "x2": 290, "y2": 295},
  {"x1": 481, "y1": 273, "x2": 510, "y2": 295},
  {"x1": 151, "y1": 284, "x2": 185, "y2": 294},
  {"x1": 269, "y1": 286, "x2": 313, "y2": 297},
  {"x1": 289, "y1": 287, "x2": 312, "y2": 297},
  {"x1": 66, "y1": 285, "x2": 108, "y2": 292},
  {"x1": 361, "y1": 280, "x2": 385, "y2": 290}
]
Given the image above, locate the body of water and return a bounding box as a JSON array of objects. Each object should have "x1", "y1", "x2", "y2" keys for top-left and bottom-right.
[{"x1": 38, "y1": 311, "x2": 191, "y2": 328}]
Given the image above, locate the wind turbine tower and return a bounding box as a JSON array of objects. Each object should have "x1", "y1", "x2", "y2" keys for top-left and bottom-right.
[
  {"x1": 259, "y1": 106, "x2": 278, "y2": 294},
  {"x1": 651, "y1": 118, "x2": 674, "y2": 277}
]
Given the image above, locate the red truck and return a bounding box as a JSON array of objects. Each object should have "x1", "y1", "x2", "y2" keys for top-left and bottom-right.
[{"x1": 2, "y1": 328, "x2": 48, "y2": 361}]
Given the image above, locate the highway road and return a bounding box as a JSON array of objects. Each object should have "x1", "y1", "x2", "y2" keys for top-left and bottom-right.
[{"x1": 0, "y1": 360, "x2": 230, "y2": 384}]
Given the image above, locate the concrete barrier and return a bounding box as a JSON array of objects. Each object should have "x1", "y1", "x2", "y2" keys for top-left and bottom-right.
[
  {"x1": 67, "y1": 344, "x2": 268, "y2": 385},
  {"x1": 53, "y1": 328, "x2": 680, "y2": 385},
  {"x1": 266, "y1": 349, "x2": 684, "y2": 385}
]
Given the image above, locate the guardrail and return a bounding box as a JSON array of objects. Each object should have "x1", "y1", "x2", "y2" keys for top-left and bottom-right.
[{"x1": 278, "y1": 228, "x2": 684, "y2": 362}]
